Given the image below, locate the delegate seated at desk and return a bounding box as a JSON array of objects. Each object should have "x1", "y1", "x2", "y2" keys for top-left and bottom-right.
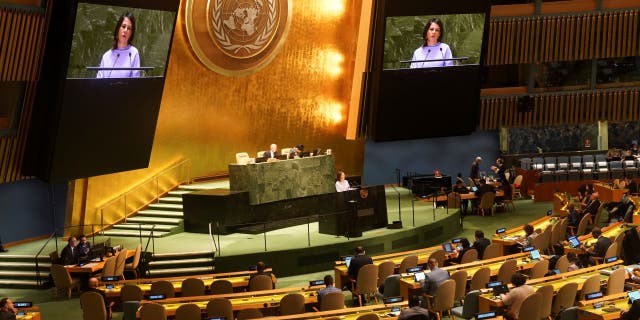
[
  {"x1": 264, "y1": 144, "x2": 279, "y2": 159},
  {"x1": 500, "y1": 273, "x2": 534, "y2": 320},
  {"x1": 472, "y1": 179, "x2": 495, "y2": 212},
  {"x1": 60, "y1": 237, "x2": 80, "y2": 265}
]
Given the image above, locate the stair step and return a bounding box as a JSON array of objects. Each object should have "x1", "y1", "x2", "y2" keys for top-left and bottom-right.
[
  {"x1": 0, "y1": 261, "x2": 51, "y2": 269},
  {"x1": 0, "y1": 254, "x2": 50, "y2": 261},
  {"x1": 149, "y1": 257, "x2": 214, "y2": 267},
  {"x1": 148, "y1": 203, "x2": 183, "y2": 211},
  {"x1": 111, "y1": 224, "x2": 176, "y2": 231},
  {"x1": 168, "y1": 190, "x2": 191, "y2": 195},
  {"x1": 178, "y1": 185, "x2": 215, "y2": 191},
  {"x1": 137, "y1": 210, "x2": 184, "y2": 218},
  {"x1": 153, "y1": 251, "x2": 215, "y2": 259},
  {"x1": 0, "y1": 270, "x2": 49, "y2": 277},
  {"x1": 125, "y1": 216, "x2": 182, "y2": 224},
  {"x1": 149, "y1": 266, "x2": 215, "y2": 276},
  {"x1": 102, "y1": 230, "x2": 169, "y2": 238},
  {"x1": 159, "y1": 197, "x2": 183, "y2": 203},
  {"x1": 0, "y1": 279, "x2": 48, "y2": 288}
]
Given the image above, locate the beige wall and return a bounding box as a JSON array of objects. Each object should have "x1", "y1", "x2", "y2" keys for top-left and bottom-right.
[{"x1": 71, "y1": 0, "x2": 367, "y2": 226}]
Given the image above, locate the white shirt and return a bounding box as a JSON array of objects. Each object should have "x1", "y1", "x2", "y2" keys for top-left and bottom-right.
[{"x1": 335, "y1": 180, "x2": 350, "y2": 192}]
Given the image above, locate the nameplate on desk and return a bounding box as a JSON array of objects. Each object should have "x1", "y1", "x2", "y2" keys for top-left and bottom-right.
[
  {"x1": 496, "y1": 228, "x2": 506, "y2": 234},
  {"x1": 585, "y1": 292, "x2": 603, "y2": 300},
  {"x1": 605, "y1": 256, "x2": 618, "y2": 263},
  {"x1": 522, "y1": 246, "x2": 535, "y2": 252},
  {"x1": 102, "y1": 276, "x2": 118, "y2": 282},
  {"x1": 384, "y1": 296, "x2": 403, "y2": 304},
  {"x1": 476, "y1": 311, "x2": 497, "y2": 320},
  {"x1": 147, "y1": 294, "x2": 166, "y2": 300},
  {"x1": 486, "y1": 281, "x2": 502, "y2": 288},
  {"x1": 406, "y1": 267, "x2": 422, "y2": 273},
  {"x1": 309, "y1": 280, "x2": 324, "y2": 286},
  {"x1": 13, "y1": 302, "x2": 32, "y2": 308}
]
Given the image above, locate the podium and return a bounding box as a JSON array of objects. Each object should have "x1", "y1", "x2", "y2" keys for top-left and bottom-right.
[{"x1": 318, "y1": 185, "x2": 388, "y2": 237}]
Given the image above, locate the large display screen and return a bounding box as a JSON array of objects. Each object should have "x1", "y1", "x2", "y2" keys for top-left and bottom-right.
[
  {"x1": 23, "y1": 0, "x2": 180, "y2": 182},
  {"x1": 383, "y1": 13, "x2": 486, "y2": 70},
  {"x1": 67, "y1": 3, "x2": 176, "y2": 78},
  {"x1": 360, "y1": 0, "x2": 491, "y2": 142}
]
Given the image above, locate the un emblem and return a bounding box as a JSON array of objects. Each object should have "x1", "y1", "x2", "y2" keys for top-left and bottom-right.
[{"x1": 185, "y1": 0, "x2": 291, "y2": 76}]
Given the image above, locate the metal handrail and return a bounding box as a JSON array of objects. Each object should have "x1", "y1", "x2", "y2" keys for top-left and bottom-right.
[
  {"x1": 97, "y1": 159, "x2": 191, "y2": 233},
  {"x1": 34, "y1": 231, "x2": 58, "y2": 286}
]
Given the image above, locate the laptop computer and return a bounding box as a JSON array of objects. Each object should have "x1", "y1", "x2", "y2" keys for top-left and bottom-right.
[
  {"x1": 529, "y1": 249, "x2": 541, "y2": 260},
  {"x1": 471, "y1": 186, "x2": 478, "y2": 192},
  {"x1": 568, "y1": 236, "x2": 581, "y2": 248},
  {"x1": 442, "y1": 243, "x2": 454, "y2": 254},
  {"x1": 492, "y1": 284, "x2": 509, "y2": 296},
  {"x1": 414, "y1": 272, "x2": 426, "y2": 282},
  {"x1": 628, "y1": 291, "x2": 640, "y2": 303},
  {"x1": 344, "y1": 256, "x2": 353, "y2": 268}
]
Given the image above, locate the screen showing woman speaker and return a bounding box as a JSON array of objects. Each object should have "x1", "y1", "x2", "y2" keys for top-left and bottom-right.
[
  {"x1": 66, "y1": 3, "x2": 176, "y2": 79},
  {"x1": 383, "y1": 13, "x2": 486, "y2": 70}
]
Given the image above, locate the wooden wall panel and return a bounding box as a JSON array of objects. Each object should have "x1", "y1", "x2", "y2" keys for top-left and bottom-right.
[
  {"x1": 0, "y1": 6, "x2": 47, "y2": 183},
  {"x1": 479, "y1": 89, "x2": 640, "y2": 130},
  {"x1": 486, "y1": 9, "x2": 640, "y2": 65}
]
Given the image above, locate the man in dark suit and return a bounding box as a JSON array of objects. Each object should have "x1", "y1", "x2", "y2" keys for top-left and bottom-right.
[
  {"x1": 60, "y1": 236, "x2": 79, "y2": 265},
  {"x1": 265, "y1": 144, "x2": 279, "y2": 159},
  {"x1": 472, "y1": 179, "x2": 495, "y2": 213},
  {"x1": 625, "y1": 176, "x2": 638, "y2": 195},
  {"x1": 347, "y1": 246, "x2": 373, "y2": 281},
  {"x1": 586, "y1": 227, "x2": 612, "y2": 265},
  {"x1": 421, "y1": 258, "x2": 450, "y2": 297},
  {"x1": 581, "y1": 192, "x2": 601, "y2": 217},
  {"x1": 472, "y1": 230, "x2": 491, "y2": 259}
]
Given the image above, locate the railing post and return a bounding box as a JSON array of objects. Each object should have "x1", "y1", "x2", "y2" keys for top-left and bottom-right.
[
  {"x1": 156, "y1": 177, "x2": 160, "y2": 203},
  {"x1": 100, "y1": 209, "x2": 104, "y2": 234},
  {"x1": 124, "y1": 195, "x2": 128, "y2": 223},
  {"x1": 263, "y1": 223, "x2": 267, "y2": 252}
]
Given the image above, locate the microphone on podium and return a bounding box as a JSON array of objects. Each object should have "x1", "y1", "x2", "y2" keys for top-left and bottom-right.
[{"x1": 108, "y1": 53, "x2": 120, "y2": 78}]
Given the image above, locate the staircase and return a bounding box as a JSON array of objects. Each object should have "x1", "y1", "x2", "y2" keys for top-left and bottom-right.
[
  {"x1": 0, "y1": 254, "x2": 51, "y2": 289},
  {"x1": 102, "y1": 184, "x2": 214, "y2": 238},
  {"x1": 148, "y1": 251, "x2": 215, "y2": 278}
]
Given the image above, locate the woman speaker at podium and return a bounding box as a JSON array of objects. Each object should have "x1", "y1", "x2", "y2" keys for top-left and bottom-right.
[
  {"x1": 410, "y1": 18, "x2": 454, "y2": 69},
  {"x1": 335, "y1": 170, "x2": 351, "y2": 192},
  {"x1": 97, "y1": 12, "x2": 141, "y2": 78}
]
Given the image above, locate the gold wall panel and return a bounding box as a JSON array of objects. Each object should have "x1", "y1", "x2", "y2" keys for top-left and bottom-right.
[{"x1": 75, "y1": 0, "x2": 366, "y2": 225}]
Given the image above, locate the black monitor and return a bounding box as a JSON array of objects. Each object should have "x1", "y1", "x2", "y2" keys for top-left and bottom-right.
[
  {"x1": 360, "y1": 0, "x2": 491, "y2": 141},
  {"x1": 23, "y1": 0, "x2": 180, "y2": 181}
]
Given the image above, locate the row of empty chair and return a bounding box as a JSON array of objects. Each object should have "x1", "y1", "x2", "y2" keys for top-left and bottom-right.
[{"x1": 520, "y1": 154, "x2": 640, "y2": 181}]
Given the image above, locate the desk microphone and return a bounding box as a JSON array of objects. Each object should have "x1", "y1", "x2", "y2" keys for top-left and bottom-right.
[
  {"x1": 440, "y1": 47, "x2": 444, "y2": 66},
  {"x1": 427, "y1": 49, "x2": 431, "y2": 59},
  {"x1": 108, "y1": 53, "x2": 120, "y2": 78},
  {"x1": 128, "y1": 52, "x2": 133, "y2": 77}
]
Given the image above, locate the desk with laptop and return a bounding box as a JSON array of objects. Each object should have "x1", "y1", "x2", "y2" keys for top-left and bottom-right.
[
  {"x1": 492, "y1": 215, "x2": 558, "y2": 254},
  {"x1": 477, "y1": 260, "x2": 624, "y2": 312},
  {"x1": 98, "y1": 268, "x2": 271, "y2": 298},
  {"x1": 136, "y1": 285, "x2": 325, "y2": 317},
  {"x1": 399, "y1": 252, "x2": 535, "y2": 300},
  {"x1": 64, "y1": 248, "x2": 134, "y2": 274},
  {"x1": 13, "y1": 302, "x2": 39, "y2": 320},
  {"x1": 577, "y1": 291, "x2": 640, "y2": 320},
  {"x1": 564, "y1": 221, "x2": 627, "y2": 254},
  {"x1": 333, "y1": 245, "x2": 442, "y2": 288}
]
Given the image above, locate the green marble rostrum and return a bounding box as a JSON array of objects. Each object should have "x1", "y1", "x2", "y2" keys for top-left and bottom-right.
[{"x1": 229, "y1": 155, "x2": 336, "y2": 205}]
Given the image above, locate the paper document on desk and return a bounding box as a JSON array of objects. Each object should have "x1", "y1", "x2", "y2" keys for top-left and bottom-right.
[
  {"x1": 502, "y1": 236, "x2": 519, "y2": 241},
  {"x1": 81, "y1": 263, "x2": 97, "y2": 268},
  {"x1": 600, "y1": 269, "x2": 613, "y2": 275}
]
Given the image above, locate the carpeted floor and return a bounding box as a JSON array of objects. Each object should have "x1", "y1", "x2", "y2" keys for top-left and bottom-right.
[{"x1": 1, "y1": 197, "x2": 550, "y2": 319}]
